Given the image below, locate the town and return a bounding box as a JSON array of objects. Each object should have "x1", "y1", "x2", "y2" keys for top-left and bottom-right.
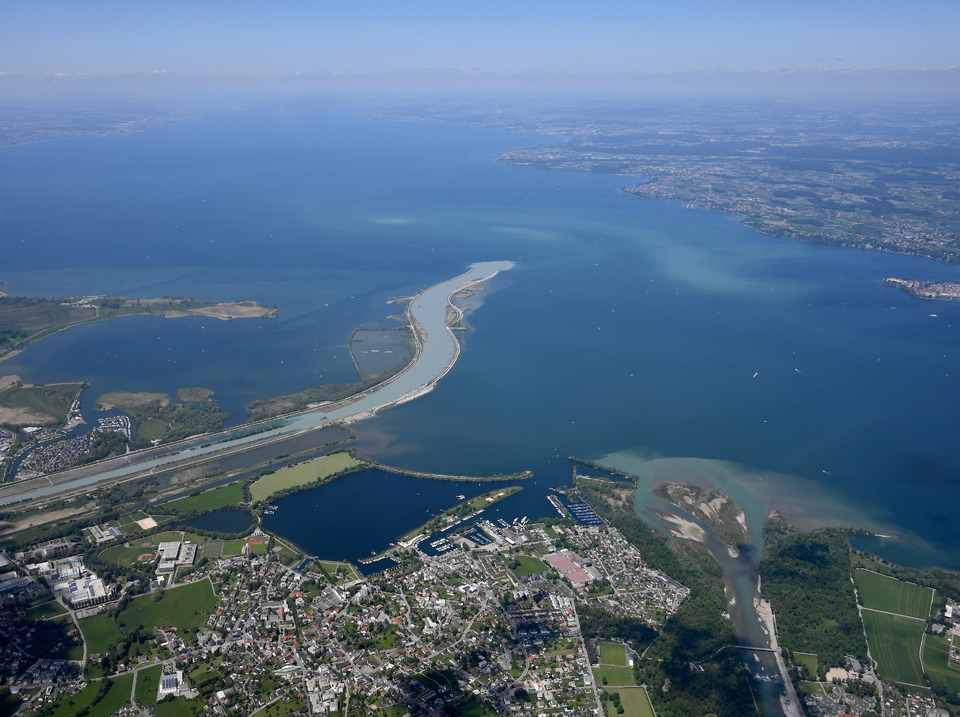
[{"x1": 0, "y1": 495, "x2": 688, "y2": 717}]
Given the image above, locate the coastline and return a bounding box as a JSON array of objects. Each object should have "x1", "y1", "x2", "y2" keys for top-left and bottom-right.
[{"x1": 0, "y1": 262, "x2": 514, "y2": 508}]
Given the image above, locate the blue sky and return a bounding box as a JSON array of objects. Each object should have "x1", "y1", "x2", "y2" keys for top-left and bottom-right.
[{"x1": 1, "y1": 1, "x2": 958, "y2": 82}]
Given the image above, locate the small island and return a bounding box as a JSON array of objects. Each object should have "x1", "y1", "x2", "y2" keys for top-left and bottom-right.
[{"x1": 885, "y1": 277, "x2": 960, "y2": 301}]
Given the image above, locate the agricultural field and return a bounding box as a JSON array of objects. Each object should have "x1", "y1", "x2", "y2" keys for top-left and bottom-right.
[
  {"x1": 249, "y1": 452, "x2": 362, "y2": 503},
  {"x1": 46, "y1": 674, "x2": 133, "y2": 717},
  {"x1": 600, "y1": 642, "x2": 627, "y2": 666},
  {"x1": 592, "y1": 666, "x2": 637, "y2": 686},
  {"x1": 922, "y1": 635, "x2": 960, "y2": 694},
  {"x1": 165, "y1": 482, "x2": 245, "y2": 513},
  {"x1": 602, "y1": 688, "x2": 656, "y2": 717},
  {"x1": 861, "y1": 610, "x2": 926, "y2": 686},
  {"x1": 117, "y1": 579, "x2": 217, "y2": 638},
  {"x1": 855, "y1": 569, "x2": 933, "y2": 619},
  {"x1": 136, "y1": 665, "x2": 161, "y2": 705},
  {"x1": 508, "y1": 554, "x2": 550, "y2": 579},
  {"x1": 79, "y1": 611, "x2": 124, "y2": 655}
]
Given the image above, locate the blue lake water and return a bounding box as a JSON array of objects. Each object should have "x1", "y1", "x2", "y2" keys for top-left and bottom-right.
[
  {"x1": 178, "y1": 508, "x2": 255, "y2": 534},
  {"x1": 3, "y1": 101, "x2": 960, "y2": 574}
]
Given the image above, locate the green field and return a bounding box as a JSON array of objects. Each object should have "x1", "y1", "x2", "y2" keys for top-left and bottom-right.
[
  {"x1": 593, "y1": 666, "x2": 637, "y2": 686},
  {"x1": 600, "y1": 642, "x2": 627, "y2": 666},
  {"x1": 258, "y1": 699, "x2": 307, "y2": 717},
  {"x1": 79, "y1": 611, "x2": 125, "y2": 655},
  {"x1": 136, "y1": 665, "x2": 161, "y2": 705},
  {"x1": 861, "y1": 610, "x2": 926, "y2": 686},
  {"x1": 156, "y1": 698, "x2": 204, "y2": 717},
  {"x1": 855, "y1": 569, "x2": 933, "y2": 619},
  {"x1": 508, "y1": 554, "x2": 550, "y2": 579},
  {"x1": 165, "y1": 482, "x2": 246, "y2": 513},
  {"x1": 0, "y1": 379, "x2": 84, "y2": 424},
  {"x1": 27, "y1": 600, "x2": 67, "y2": 620},
  {"x1": 797, "y1": 681, "x2": 827, "y2": 696},
  {"x1": 98, "y1": 542, "x2": 157, "y2": 568},
  {"x1": 922, "y1": 635, "x2": 960, "y2": 694},
  {"x1": 221, "y1": 539, "x2": 246, "y2": 556},
  {"x1": 249, "y1": 453, "x2": 362, "y2": 503},
  {"x1": 47, "y1": 674, "x2": 132, "y2": 717},
  {"x1": 316, "y1": 560, "x2": 361, "y2": 583},
  {"x1": 602, "y1": 688, "x2": 655, "y2": 717},
  {"x1": 0, "y1": 693, "x2": 21, "y2": 717},
  {"x1": 117, "y1": 579, "x2": 217, "y2": 637},
  {"x1": 793, "y1": 652, "x2": 818, "y2": 679},
  {"x1": 138, "y1": 417, "x2": 169, "y2": 442}
]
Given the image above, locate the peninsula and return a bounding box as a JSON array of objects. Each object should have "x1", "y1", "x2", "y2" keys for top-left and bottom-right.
[
  {"x1": 0, "y1": 293, "x2": 277, "y2": 362},
  {"x1": 884, "y1": 277, "x2": 960, "y2": 301}
]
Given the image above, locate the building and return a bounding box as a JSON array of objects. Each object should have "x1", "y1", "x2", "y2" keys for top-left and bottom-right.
[
  {"x1": 176, "y1": 544, "x2": 198, "y2": 566},
  {"x1": 158, "y1": 671, "x2": 184, "y2": 699},
  {"x1": 54, "y1": 574, "x2": 108, "y2": 608},
  {"x1": 157, "y1": 542, "x2": 182, "y2": 562},
  {"x1": 543, "y1": 550, "x2": 594, "y2": 588}
]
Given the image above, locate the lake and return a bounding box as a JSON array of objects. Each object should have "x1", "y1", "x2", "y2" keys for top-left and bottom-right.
[{"x1": 3, "y1": 99, "x2": 960, "y2": 572}]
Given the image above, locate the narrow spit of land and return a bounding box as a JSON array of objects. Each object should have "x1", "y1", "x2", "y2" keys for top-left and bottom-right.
[{"x1": 0, "y1": 262, "x2": 513, "y2": 508}]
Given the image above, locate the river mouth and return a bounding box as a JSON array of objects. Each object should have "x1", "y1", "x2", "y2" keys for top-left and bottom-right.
[{"x1": 0, "y1": 262, "x2": 513, "y2": 508}]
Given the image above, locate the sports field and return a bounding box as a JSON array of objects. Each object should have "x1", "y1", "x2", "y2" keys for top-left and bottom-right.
[
  {"x1": 855, "y1": 569, "x2": 933, "y2": 619},
  {"x1": 249, "y1": 452, "x2": 362, "y2": 503},
  {"x1": 592, "y1": 666, "x2": 636, "y2": 686},
  {"x1": 861, "y1": 610, "x2": 926, "y2": 686},
  {"x1": 600, "y1": 642, "x2": 627, "y2": 666},
  {"x1": 922, "y1": 635, "x2": 960, "y2": 694},
  {"x1": 601, "y1": 688, "x2": 655, "y2": 717},
  {"x1": 98, "y1": 530, "x2": 188, "y2": 567}
]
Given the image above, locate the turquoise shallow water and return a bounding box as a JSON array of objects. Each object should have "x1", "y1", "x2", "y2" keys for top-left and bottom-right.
[{"x1": 2, "y1": 102, "x2": 960, "y2": 573}]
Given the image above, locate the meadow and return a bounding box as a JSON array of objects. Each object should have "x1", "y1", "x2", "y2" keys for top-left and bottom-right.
[
  {"x1": 602, "y1": 688, "x2": 655, "y2": 717},
  {"x1": 860, "y1": 610, "x2": 926, "y2": 686},
  {"x1": 854, "y1": 569, "x2": 933, "y2": 619},
  {"x1": 165, "y1": 482, "x2": 246, "y2": 513},
  {"x1": 249, "y1": 452, "x2": 362, "y2": 503},
  {"x1": 922, "y1": 634, "x2": 960, "y2": 694}
]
